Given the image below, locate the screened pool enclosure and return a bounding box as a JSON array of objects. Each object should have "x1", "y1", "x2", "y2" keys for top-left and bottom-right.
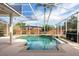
[{"x1": 0, "y1": 3, "x2": 79, "y2": 44}]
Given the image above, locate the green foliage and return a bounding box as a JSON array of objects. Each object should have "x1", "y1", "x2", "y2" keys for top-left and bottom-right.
[
  {"x1": 13, "y1": 23, "x2": 26, "y2": 34},
  {"x1": 67, "y1": 16, "x2": 77, "y2": 30},
  {"x1": 42, "y1": 24, "x2": 55, "y2": 31},
  {"x1": 62, "y1": 16, "x2": 77, "y2": 32},
  {"x1": 15, "y1": 23, "x2": 26, "y2": 27},
  {"x1": 14, "y1": 23, "x2": 26, "y2": 29},
  {"x1": 0, "y1": 23, "x2": 5, "y2": 36}
]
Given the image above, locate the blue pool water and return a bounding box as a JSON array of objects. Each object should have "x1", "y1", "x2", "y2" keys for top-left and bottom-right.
[{"x1": 19, "y1": 35, "x2": 60, "y2": 50}]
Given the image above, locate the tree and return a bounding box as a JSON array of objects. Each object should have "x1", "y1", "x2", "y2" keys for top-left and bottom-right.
[
  {"x1": 13, "y1": 23, "x2": 26, "y2": 34},
  {"x1": 67, "y1": 16, "x2": 77, "y2": 31},
  {"x1": 0, "y1": 23, "x2": 6, "y2": 36},
  {"x1": 62, "y1": 16, "x2": 77, "y2": 34},
  {"x1": 14, "y1": 23, "x2": 26, "y2": 28},
  {"x1": 36, "y1": 3, "x2": 56, "y2": 32},
  {"x1": 42, "y1": 24, "x2": 55, "y2": 32}
]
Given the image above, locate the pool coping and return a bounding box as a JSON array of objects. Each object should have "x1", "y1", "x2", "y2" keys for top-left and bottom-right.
[
  {"x1": 55, "y1": 38, "x2": 65, "y2": 44},
  {"x1": 16, "y1": 35, "x2": 65, "y2": 44}
]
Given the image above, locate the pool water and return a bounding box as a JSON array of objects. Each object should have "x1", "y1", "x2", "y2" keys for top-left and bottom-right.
[{"x1": 19, "y1": 35, "x2": 59, "y2": 50}]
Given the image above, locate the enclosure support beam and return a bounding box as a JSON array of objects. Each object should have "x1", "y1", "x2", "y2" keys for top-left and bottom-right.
[
  {"x1": 65, "y1": 19, "x2": 67, "y2": 36},
  {"x1": 59, "y1": 26, "x2": 60, "y2": 35},
  {"x1": 56, "y1": 27, "x2": 57, "y2": 35},
  {"x1": 57, "y1": 26, "x2": 60, "y2": 37},
  {"x1": 77, "y1": 12, "x2": 79, "y2": 43},
  {"x1": 28, "y1": 26, "x2": 30, "y2": 35},
  {"x1": 29, "y1": 3, "x2": 38, "y2": 20},
  {"x1": 60, "y1": 25, "x2": 62, "y2": 35},
  {"x1": 9, "y1": 14, "x2": 13, "y2": 44},
  {"x1": 38, "y1": 24, "x2": 39, "y2": 36},
  {"x1": 56, "y1": 25, "x2": 58, "y2": 35},
  {"x1": 44, "y1": 7, "x2": 46, "y2": 33}
]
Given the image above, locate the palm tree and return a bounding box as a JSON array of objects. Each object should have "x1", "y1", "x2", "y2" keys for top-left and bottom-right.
[
  {"x1": 46, "y1": 4, "x2": 56, "y2": 31},
  {"x1": 36, "y1": 3, "x2": 56, "y2": 33},
  {"x1": 36, "y1": 4, "x2": 47, "y2": 33}
]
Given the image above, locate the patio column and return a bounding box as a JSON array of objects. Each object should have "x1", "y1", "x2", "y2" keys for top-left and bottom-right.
[
  {"x1": 6, "y1": 24, "x2": 9, "y2": 36},
  {"x1": 77, "y1": 12, "x2": 79, "y2": 43},
  {"x1": 9, "y1": 14, "x2": 13, "y2": 44}
]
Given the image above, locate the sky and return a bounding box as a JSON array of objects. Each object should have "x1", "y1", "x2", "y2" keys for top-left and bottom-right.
[{"x1": 0, "y1": 3, "x2": 79, "y2": 27}]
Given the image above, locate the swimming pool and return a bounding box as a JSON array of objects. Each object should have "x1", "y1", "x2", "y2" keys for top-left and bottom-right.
[{"x1": 19, "y1": 35, "x2": 60, "y2": 50}]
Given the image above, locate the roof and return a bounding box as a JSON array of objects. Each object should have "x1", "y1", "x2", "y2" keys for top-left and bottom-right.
[
  {"x1": 0, "y1": 3, "x2": 21, "y2": 16},
  {"x1": 23, "y1": 26, "x2": 42, "y2": 28},
  {"x1": 0, "y1": 3, "x2": 79, "y2": 26},
  {"x1": 0, "y1": 3, "x2": 23, "y2": 24}
]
